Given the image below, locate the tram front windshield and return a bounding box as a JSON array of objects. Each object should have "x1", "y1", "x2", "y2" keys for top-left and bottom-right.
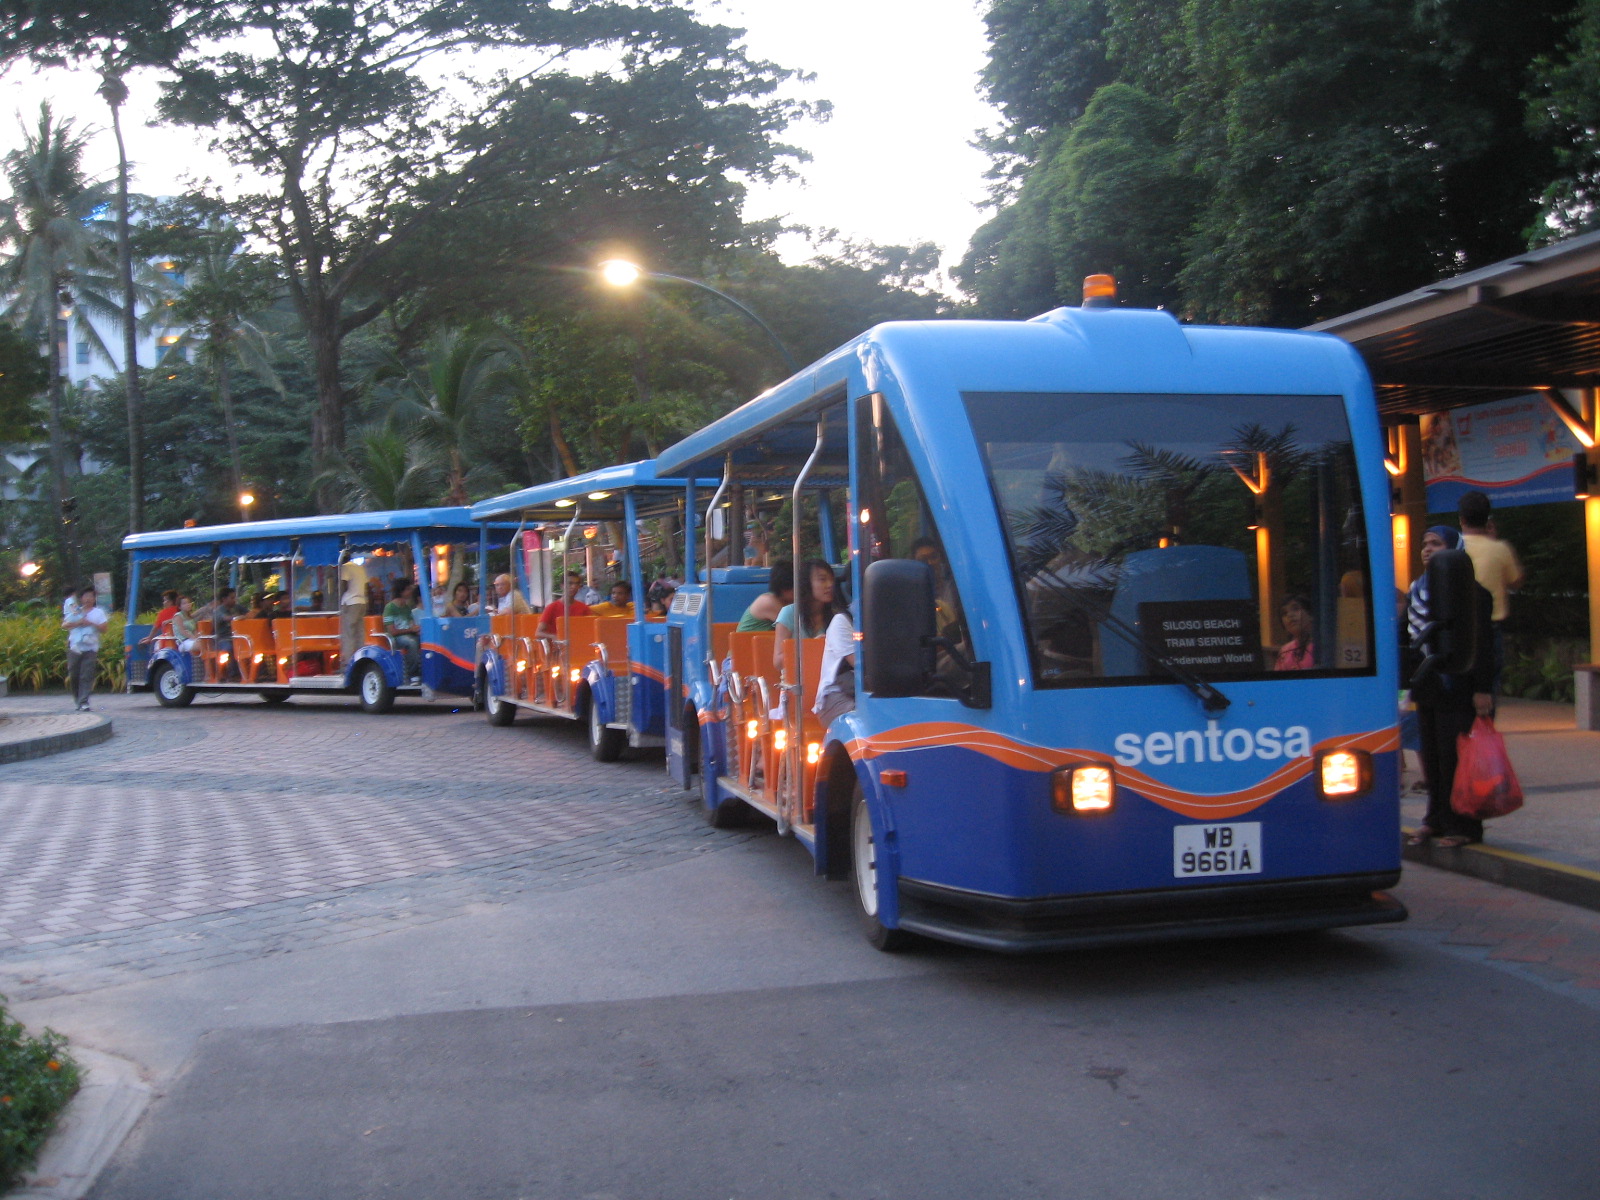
[{"x1": 963, "y1": 391, "x2": 1376, "y2": 689}]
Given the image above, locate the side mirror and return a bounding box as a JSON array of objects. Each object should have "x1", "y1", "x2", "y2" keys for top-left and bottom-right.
[
  {"x1": 1412, "y1": 547, "x2": 1478, "y2": 684},
  {"x1": 861, "y1": 559, "x2": 936, "y2": 697}
]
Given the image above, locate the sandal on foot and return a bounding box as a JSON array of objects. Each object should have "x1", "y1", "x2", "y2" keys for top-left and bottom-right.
[
  {"x1": 1404, "y1": 828, "x2": 1432, "y2": 847},
  {"x1": 1434, "y1": 835, "x2": 1471, "y2": 848}
]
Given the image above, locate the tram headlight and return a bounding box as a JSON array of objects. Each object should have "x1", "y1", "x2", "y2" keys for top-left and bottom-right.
[
  {"x1": 1053, "y1": 764, "x2": 1114, "y2": 814},
  {"x1": 745, "y1": 718, "x2": 759, "y2": 740},
  {"x1": 570, "y1": 668, "x2": 581, "y2": 683},
  {"x1": 1318, "y1": 749, "x2": 1372, "y2": 799},
  {"x1": 806, "y1": 741, "x2": 821, "y2": 765},
  {"x1": 772, "y1": 727, "x2": 788, "y2": 753}
]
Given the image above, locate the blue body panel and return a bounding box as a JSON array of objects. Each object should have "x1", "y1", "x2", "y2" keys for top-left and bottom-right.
[{"x1": 628, "y1": 622, "x2": 672, "y2": 737}]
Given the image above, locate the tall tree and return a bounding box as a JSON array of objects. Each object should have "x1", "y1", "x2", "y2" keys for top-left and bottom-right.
[
  {"x1": 155, "y1": 214, "x2": 285, "y2": 501},
  {"x1": 1528, "y1": 0, "x2": 1600, "y2": 238},
  {"x1": 0, "y1": 105, "x2": 117, "y2": 584},
  {"x1": 965, "y1": 0, "x2": 1576, "y2": 325},
  {"x1": 1, "y1": 1, "x2": 219, "y2": 534},
  {"x1": 154, "y1": 0, "x2": 810, "y2": 510}
]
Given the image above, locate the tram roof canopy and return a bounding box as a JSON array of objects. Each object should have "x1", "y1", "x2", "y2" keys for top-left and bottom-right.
[
  {"x1": 468, "y1": 461, "x2": 711, "y2": 523},
  {"x1": 1308, "y1": 227, "x2": 1600, "y2": 420},
  {"x1": 122, "y1": 507, "x2": 508, "y2": 563}
]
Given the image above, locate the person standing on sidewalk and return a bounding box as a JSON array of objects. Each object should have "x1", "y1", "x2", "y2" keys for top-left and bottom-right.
[
  {"x1": 62, "y1": 584, "x2": 108, "y2": 713},
  {"x1": 1458, "y1": 489, "x2": 1522, "y2": 698},
  {"x1": 1405, "y1": 527, "x2": 1495, "y2": 848}
]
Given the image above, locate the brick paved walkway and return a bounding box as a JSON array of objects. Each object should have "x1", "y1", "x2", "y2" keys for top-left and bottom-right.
[{"x1": 0, "y1": 694, "x2": 753, "y2": 1001}]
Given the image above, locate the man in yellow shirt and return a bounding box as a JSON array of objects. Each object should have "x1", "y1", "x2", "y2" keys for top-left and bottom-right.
[
  {"x1": 1458, "y1": 490, "x2": 1522, "y2": 696},
  {"x1": 588, "y1": 581, "x2": 636, "y2": 618}
]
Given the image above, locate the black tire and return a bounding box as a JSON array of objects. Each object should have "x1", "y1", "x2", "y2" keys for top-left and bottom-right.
[
  {"x1": 483, "y1": 673, "x2": 515, "y2": 726},
  {"x1": 701, "y1": 716, "x2": 749, "y2": 828},
  {"x1": 259, "y1": 690, "x2": 291, "y2": 705},
  {"x1": 152, "y1": 663, "x2": 195, "y2": 708},
  {"x1": 357, "y1": 662, "x2": 396, "y2": 714},
  {"x1": 851, "y1": 784, "x2": 913, "y2": 951},
  {"x1": 587, "y1": 689, "x2": 626, "y2": 762}
]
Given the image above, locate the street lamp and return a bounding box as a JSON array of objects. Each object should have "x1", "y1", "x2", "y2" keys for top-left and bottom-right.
[
  {"x1": 19, "y1": 560, "x2": 40, "y2": 579},
  {"x1": 239, "y1": 490, "x2": 256, "y2": 522},
  {"x1": 597, "y1": 258, "x2": 799, "y2": 375}
]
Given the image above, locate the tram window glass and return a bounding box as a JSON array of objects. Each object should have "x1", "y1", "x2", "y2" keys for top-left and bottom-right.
[
  {"x1": 292, "y1": 563, "x2": 338, "y2": 611},
  {"x1": 963, "y1": 391, "x2": 1375, "y2": 689},
  {"x1": 348, "y1": 543, "x2": 414, "y2": 605},
  {"x1": 234, "y1": 558, "x2": 290, "y2": 614},
  {"x1": 857, "y1": 393, "x2": 973, "y2": 686}
]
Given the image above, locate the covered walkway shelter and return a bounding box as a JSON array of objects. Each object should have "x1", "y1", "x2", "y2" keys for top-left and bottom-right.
[{"x1": 1310, "y1": 229, "x2": 1600, "y2": 725}]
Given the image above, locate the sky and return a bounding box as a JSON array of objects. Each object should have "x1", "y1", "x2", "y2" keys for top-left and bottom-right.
[{"x1": 0, "y1": 0, "x2": 1003, "y2": 280}]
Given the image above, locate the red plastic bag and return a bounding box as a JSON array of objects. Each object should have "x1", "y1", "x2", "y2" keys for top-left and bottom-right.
[{"x1": 1451, "y1": 717, "x2": 1524, "y2": 820}]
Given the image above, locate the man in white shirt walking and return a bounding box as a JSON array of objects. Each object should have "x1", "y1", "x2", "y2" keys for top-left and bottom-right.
[{"x1": 62, "y1": 585, "x2": 109, "y2": 712}]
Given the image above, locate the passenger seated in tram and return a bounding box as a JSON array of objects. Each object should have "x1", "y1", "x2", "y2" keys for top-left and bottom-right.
[
  {"x1": 383, "y1": 581, "x2": 423, "y2": 683},
  {"x1": 492, "y1": 573, "x2": 531, "y2": 615},
  {"x1": 813, "y1": 607, "x2": 857, "y2": 727},
  {"x1": 735, "y1": 560, "x2": 794, "y2": 632},
  {"x1": 536, "y1": 584, "x2": 591, "y2": 635},
  {"x1": 170, "y1": 595, "x2": 199, "y2": 652},
  {"x1": 588, "y1": 581, "x2": 635, "y2": 618},
  {"x1": 200, "y1": 587, "x2": 242, "y2": 680},
  {"x1": 144, "y1": 590, "x2": 179, "y2": 646},
  {"x1": 443, "y1": 581, "x2": 472, "y2": 617},
  {"x1": 646, "y1": 577, "x2": 677, "y2": 615},
  {"x1": 774, "y1": 558, "x2": 841, "y2": 702}
]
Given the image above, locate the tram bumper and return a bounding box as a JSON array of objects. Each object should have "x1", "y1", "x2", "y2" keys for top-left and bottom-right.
[{"x1": 894, "y1": 871, "x2": 1406, "y2": 954}]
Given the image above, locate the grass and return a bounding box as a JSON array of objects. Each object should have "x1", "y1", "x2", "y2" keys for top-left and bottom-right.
[
  {"x1": 0, "y1": 614, "x2": 128, "y2": 693},
  {"x1": 0, "y1": 998, "x2": 81, "y2": 1190}
]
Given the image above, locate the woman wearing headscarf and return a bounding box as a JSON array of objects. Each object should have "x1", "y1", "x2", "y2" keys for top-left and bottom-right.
[{"x1": 1404, "y1": 525, "x2": 1495, "y2": 848}]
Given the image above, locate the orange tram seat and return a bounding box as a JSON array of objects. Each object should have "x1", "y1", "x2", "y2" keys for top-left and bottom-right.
[
  {"x1": 231, "y1": 618, "x2": 274, "y2": 682},
  {"x1": 724, "y1": 632, "x2": 771, "y2": 787}
]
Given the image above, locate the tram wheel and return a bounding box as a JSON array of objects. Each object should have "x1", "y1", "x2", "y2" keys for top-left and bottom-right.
[
  {"x1": 483, "y1": 673, "x2": 515, "y2": 726},
  {"x1": 587, "y1": 692, "x2": 626, "y2": 762},
  {"x1": 851, "y1": 784, "x2": 913, "y2": 952},
  {"x1": 259, "y1": 690, "x2": 291, "y2": 705},
  {"x1": 357, "y1": 663, "x2": 396, "y2": 714},
  {"x1": 152, "y1": 663, "x2": 195, "y2": 708}
]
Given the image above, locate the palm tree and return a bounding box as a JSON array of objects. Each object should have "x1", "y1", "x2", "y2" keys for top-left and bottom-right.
[
  {"x1": 382, "y1": 327, "x2": 511, "y2": 505},
  {"x1": 0, "y1": 105, "x2": 117, "y2": 584},
  {"x1": 315, "y1": 420, "x2": 444, "y2": 513},
  {"x1": 158, "y1": 221, "x2": 284, "y2": 500},
  {"x1": 97, "y1": 63, "x2": 152, "y2": 534}
]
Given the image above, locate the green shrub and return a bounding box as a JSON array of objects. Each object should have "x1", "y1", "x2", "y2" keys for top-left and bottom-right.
[
  {"x1": 1502, "y1": 636, "x2": 1584, "y2": 704},
  {"x1": 0, "y1": 998, "x2": 81, "y2": 1190},
  {"x1": 0, "y1": 614, "x2": 127, "y2": 692}
]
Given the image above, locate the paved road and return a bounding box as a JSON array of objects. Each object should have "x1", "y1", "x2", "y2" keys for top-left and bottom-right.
[{"x1": 3, "y1": 693, "x2": 1599, "y2": 1199}]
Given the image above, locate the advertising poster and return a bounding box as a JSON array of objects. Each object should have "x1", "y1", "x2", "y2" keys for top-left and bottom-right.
[{"x1": 1421, "y1": 392, "x2": 1583, "y2": 511}]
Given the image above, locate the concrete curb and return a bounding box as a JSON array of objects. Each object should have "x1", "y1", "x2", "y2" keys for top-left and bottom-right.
[
  {"x1": 0, "y1": 716, "x2": 112, "y2": 765},
  {"x1": 10, "y1": 1047, "x2": 152, "y2": 1200},
  {"x1": 1403, "y1": 828, "x2": 1600, "y2": 914}
]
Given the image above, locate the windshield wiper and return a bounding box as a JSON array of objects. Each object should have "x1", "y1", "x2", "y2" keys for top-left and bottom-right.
[{"x1": 1027, "y1": 566, "x2": 1232, "y2": 714}]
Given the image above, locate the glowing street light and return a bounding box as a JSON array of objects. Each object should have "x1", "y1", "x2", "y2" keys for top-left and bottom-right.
[
  {"x1": 19, "y1": 560, "x2": 40, "y2": 579},
  {"x1": 239, "y1": 490, "x2": 256, "y2": 522},
  {"x1": 597, "y1": 258, "x2": 799, "y2": 375},
  {"x1": 599, "y1": 259, "x2": 641, "y2": 288}
]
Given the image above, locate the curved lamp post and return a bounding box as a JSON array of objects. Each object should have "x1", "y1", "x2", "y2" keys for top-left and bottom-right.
[{"x1": 598, "y1": 259, "x2": 799, "y2": 376}]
